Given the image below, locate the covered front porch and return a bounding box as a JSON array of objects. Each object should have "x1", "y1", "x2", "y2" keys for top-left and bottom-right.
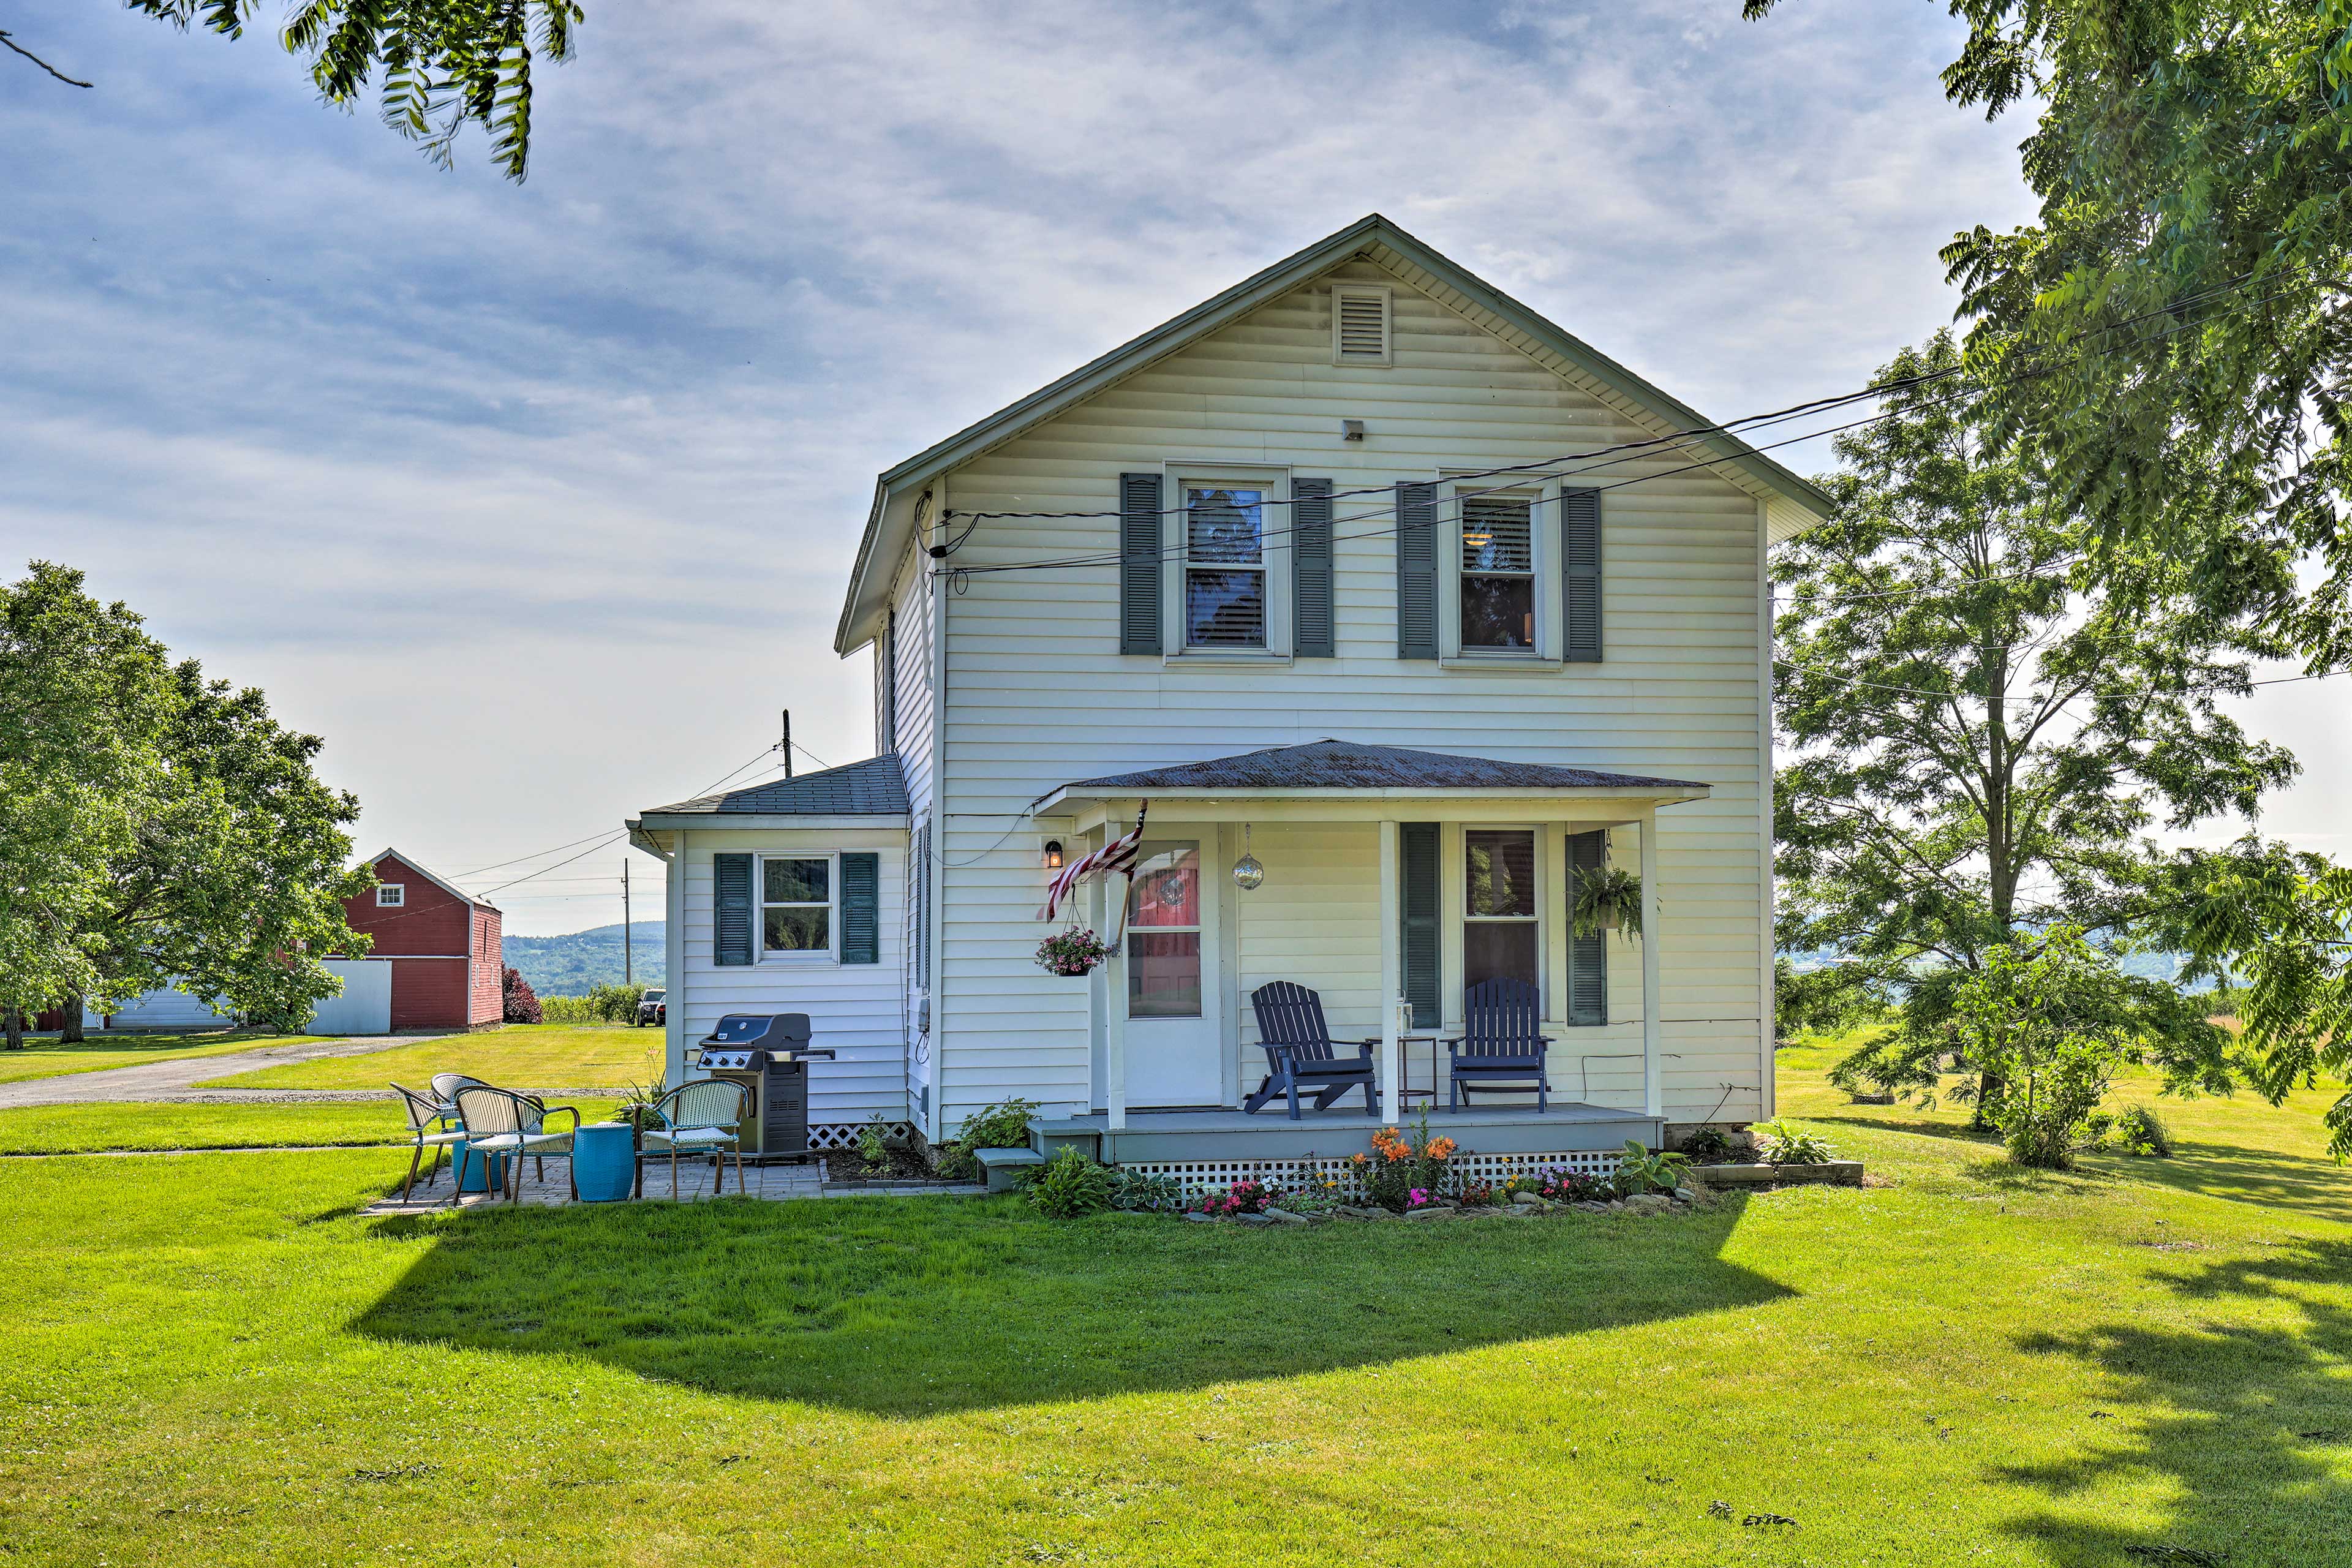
[{"x1": 1033, "y1": 740, "x2": 1708, "y2": 1158}]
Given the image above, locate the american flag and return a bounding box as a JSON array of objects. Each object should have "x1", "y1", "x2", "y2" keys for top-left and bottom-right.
[{"x1": 1038, "y1": 802, "x2": 1149, "y2": 922}]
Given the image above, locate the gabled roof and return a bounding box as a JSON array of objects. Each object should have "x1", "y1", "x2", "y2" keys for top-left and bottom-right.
[
  {"x1": 836, "y1": 212, "x2": 1838, "y2": 652},
  {"x1": 635, "y1": 754, "x2": 911, "y2": 821},
  {"x1": 1036, "y1": 740, "x2": 1709, "y2": 809},
  {"x1": 362, "y1": 848, "x2": 499, "y2": 911}
]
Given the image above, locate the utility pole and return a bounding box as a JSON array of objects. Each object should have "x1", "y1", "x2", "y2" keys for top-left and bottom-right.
[
  {"x1": 622, "y1": 860, "x2": 633, "y2": 986},
  {"x1": 781, "y1": 709, "x2": 793, "y2": 779}
]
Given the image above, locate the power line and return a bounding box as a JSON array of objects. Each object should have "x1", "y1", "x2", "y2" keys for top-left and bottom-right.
[{"x1": 926, "y1": 268, "x2": 2305, "y2": 583}]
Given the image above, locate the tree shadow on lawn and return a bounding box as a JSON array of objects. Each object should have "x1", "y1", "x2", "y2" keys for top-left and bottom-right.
[
  {"x1": 1991, "y1": 1239, "x2": 2352, "y2": 1565},
  {"x1": 348, "y1": 1194, "x2": 1792, "y2": 1417}
]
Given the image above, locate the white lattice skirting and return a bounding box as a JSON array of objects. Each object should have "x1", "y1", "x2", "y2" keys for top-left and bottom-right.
[
  {"x1": 805, "y1": 1120, "x2": 919, "y2": 1152},
  {"x1": 1117, "y1": 1148, "x2": 1624, "y2": 1199}
]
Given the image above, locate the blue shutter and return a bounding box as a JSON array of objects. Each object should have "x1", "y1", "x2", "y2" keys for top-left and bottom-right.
[
  {"x1": 1292, "y1": 477, "x2": 1335, "y2": 657},
  {"x1": 1562, "y1": 488, "x2": 1602, "y2": 663},
  {"x1": 1396, "y1": 482, "x2": 1439, "y2": 660},
  {"x1": 1400, "y1": 822, "x2": 1441, "y2": 1028},
  {"x1": 1566, "y1": 831, "x2": 1607, "y2": 1025},
  {"x1": 714, "y1": 853, "x2": 753, "y2": 967},
  {"x1": 1119, "y1": 472, "x2": 1163, "y2": 655},
  {"x1": 842, "y1": 852, "x2": 880, "y2": 965}
]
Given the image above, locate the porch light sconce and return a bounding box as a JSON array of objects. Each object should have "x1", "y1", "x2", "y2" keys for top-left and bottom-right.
[
  {"x1": 1232, "y1": 823, "x2": 1264, "y2": 892},
  {"x1": 1041, "y1": 839, "x2": 1065, "y2": 872},
  {"x1": 1341, "y1": 419, "x2": 1365, "y2": 442}
]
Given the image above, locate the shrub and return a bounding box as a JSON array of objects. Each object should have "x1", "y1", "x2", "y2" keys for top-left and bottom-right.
[
  {"x1": 1193, "y1": 1177, "x2": 1275, "y2": 1217},
  {"x1": 537, "y1": 993, "x2": 596, "y2": 1025},
  {"x1": 1951, "y1": 928, "x2": 2148, "y2": 1170},
  {"x1": 1610, "y1": 1139, "x2": 1693, "y2": 1196},
  {"x1": 1750, "y1": 1118, "x2": 1834, "y2": 1166},
  {"x1": 501, "y1": 967, "x2": 541, "y2": 1025},
  {"x1": 1678, "y1": 1126, "x2": 1743, "y2": 1164},
  {"x1": 2114, "y1": 1103, "x2": 2174, "y2": 1157},
  {"x1": 1023, "y1": 1147, "x2": 1115, "y2": 1218},
  {"x1": 932, "y1": 1096, "x2": 1039, "y2": 1182},
  {"x1": 1348, "y1": 1107, "x2": 1458, "y2": 1212},
  {"x1": 1107, "y1": 1169, "x2": 1185, "y2": 1213}
]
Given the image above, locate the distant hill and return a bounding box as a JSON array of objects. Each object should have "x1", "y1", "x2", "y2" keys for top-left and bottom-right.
[{"x1": 502, "y1": 922, "x2": 665, "y2": 997}]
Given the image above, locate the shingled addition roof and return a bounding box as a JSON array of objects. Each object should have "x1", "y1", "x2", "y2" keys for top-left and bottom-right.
[
  {"x1": 1054, "y1": 740, "x2": 1708, "y2": 796},
  {"x1": 641, "y1": 755, "x2": 910, "y2": 817}
]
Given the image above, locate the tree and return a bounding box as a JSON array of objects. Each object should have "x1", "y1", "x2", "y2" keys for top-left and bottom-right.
[
  {"x1": 7, "y1": 2, "x2": 582, "y2": 181},
  {"x1": 0, "y1": 564, "x2": 175, "y2": 1048},
  {"x1": 1950, "y1": 925, "x2": 2203, "y2": 1169},
  {"x1": 1745, "y1": 0, "x2": 2352, "y2": 669},
  {"x1": 1776, "y1": 333, "x2": 2278, "y2": 1110},
  {"x1": 77, "y1": 662, "x2": 374, "y2": 1038},
  {"x1": 2142, "y1": 839, "x2": 2352, "y2": 1159},
  {"x1": 503, "y1": 967, "x2": 541, "y2": 1025}
]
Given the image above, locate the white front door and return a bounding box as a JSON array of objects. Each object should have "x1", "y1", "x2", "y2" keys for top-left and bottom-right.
[{"x1": 1122, "y1": 839, "x2": 1224, "y2": 1107}]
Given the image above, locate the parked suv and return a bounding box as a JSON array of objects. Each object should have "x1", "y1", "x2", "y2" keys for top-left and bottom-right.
[{"x1": 634, "y1": 988, "x2": 666, "y2": 1028}]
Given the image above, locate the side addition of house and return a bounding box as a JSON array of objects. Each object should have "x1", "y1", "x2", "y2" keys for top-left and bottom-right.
[{"x1": 628, "y1": 214, "x2": 1830, "y2": 1174}]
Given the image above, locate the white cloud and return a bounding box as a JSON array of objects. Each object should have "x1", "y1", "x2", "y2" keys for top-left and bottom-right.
[{"x1": 5, "y1": 0, "x2": 2334, "y2": 931}]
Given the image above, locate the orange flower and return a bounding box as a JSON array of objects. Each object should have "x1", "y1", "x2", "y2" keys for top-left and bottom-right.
[{"x1": 1428, "y1": 1137, "x2": 1457, "y2": 1160}]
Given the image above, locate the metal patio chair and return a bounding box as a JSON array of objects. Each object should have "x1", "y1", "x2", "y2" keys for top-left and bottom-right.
[
  {"x1": 1445, "y1": 977, "x2": 1555, "y2": 1112},
  {"x1": 639, "y1": 1079, "x2": 750, "y2": 1199},
  {"x1": 448, "y1": 1085, "x2": 581, "y2": 1204},
  {"x1": 429, "y1": 1072, "x2": 491, "y2": 1121},
  {"x1": 1243, "y1": 981, "x2": 1379, "y2": 1119},
  {"x1": 390, "y1": 1083, "x2": 469, "y2": 1202}
]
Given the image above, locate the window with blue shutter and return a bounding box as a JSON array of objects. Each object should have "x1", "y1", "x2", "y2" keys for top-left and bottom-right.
[
  {"x1": 713, "y1": 853, "x2": 753, "y2": 967},
  {"x1": 841, "y1": 852, "x2": 880, "y2": 965},
  {"x1": 1400, "y1": 822, "x2": 1441, "y2": 1027},
  {"x1": 1292, "y1": 477, "x2": 1335, "y2": 657},
  {"x1": 1566, "y1": 830, "x2": 1608, "y2": 1024},
  {"x1": 1119, "y1": 472, "x2": 1163, "y2": 655},
  {"x1": 1562, "y1": 488, "x2": 1602, "y2": 663},
  {"x1": 1396, "y1": 482, "x2": 1439, "y2": 660}
]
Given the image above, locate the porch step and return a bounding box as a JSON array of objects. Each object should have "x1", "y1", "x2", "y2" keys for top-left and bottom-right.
[{"x1": 973, "y1": 1145, "x2": 1044, "y2": 1193}]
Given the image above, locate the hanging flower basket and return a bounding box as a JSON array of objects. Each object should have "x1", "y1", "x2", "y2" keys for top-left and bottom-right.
[
  {"x1": 1570, "y1": 865, "x2": 1646, "y2": 942},
  {"x1": 1036, "y1": 927, "x2": 1110, "y2": 977}
]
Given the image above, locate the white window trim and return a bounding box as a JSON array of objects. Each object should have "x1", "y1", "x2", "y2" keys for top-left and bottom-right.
[
  {"x1": 1330, "y1": 282, "x2": 1393, "y2": 367},
  {"x1": 1440, "y1": 476, "x2": 1562, "y2": 665},
  {"x1": 1162, "y1": 464, "x2": 1293, "y2": 661},
  {"x1": 756, "y1": 851, "x2": 840, "y2": 965},
  {"x1": 375, "y1": 884, "x2": 405, "y2": 908},
  {"x1": 1461, "y1": 824, "x2": 1547, "y2": 1013}
]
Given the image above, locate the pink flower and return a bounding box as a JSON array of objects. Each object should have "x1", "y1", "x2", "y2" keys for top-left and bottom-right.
[{"x1": 1409, "y1": 1188, "x2": 1428, "y2": 1206}]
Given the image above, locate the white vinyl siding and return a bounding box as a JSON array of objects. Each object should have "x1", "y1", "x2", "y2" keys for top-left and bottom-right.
[
  {"x1": 929, "y1": 258, "x2": 1771, "y2": 1126},
  {"x1": 674, "y1": 829, "x2": 909, "y2": 1127}
]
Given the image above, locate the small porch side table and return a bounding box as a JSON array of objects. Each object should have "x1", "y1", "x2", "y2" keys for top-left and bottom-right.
[{"x1": 1397, "y1": 1035, "x2": 1443, "y2": 1107}]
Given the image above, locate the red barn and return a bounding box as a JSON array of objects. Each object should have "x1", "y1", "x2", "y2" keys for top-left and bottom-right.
[{"x1": 347, "y1": 849, "x2": 504, "y2": 1032}]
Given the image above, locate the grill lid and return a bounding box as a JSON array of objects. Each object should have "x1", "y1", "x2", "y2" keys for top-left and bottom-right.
[{"x1": 701, "y1": 1013, "x2": 812, "y2": 1048}]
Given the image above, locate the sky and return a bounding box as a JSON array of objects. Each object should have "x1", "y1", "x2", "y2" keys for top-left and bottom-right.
[{"x1": 4, "y1": 0, "x2": 2343, "y2": 933}]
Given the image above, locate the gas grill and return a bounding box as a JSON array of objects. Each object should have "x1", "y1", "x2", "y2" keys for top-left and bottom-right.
[{"x1": 694, "y1": 1014, "x2": 835, "y2": 1161}]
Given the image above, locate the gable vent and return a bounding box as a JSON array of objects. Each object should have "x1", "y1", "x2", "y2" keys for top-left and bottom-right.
[{"x1": 1332, "y1": 286, "x2": 1391, "y2": 365}]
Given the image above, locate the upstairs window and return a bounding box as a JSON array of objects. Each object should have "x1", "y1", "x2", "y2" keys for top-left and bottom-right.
[
  {"x1": 375, "y1": 884, "x2": 405, "y2": 908},
  {"x1": 1461, "y1": 494, "x2": 1536, "y2": 650},
  {"x1": 1332, "y1": 284, "x2": 1392, "y2": 366},
  {"x1": 1183, "y1": 484, "x2": 1268, "y2": 649}
]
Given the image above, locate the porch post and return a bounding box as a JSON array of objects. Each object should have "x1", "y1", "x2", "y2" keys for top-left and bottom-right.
[
  {"x1": 1378, "y1": 818, "x2": 1402, "y2": 1123},
  {"x1": 1639, "y1": 807, "x2": 1663, "y2": 1120},
  {"x1": 1106, "y1": 816, "x2": 1128, "y2": 1132}
]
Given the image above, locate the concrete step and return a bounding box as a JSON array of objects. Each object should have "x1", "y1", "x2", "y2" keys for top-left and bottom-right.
[{"x1": 973, "y1": 1145, "x2": 1044, "y2": 1193}]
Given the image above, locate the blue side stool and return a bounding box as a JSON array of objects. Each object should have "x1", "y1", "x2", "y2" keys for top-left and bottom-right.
[
  {"x1": 451, "y1": 1137, "x2": 509, "y2": 1195},
  {"x1": 573, "y1": 1123, "x2": 636, "y2": 1203}
]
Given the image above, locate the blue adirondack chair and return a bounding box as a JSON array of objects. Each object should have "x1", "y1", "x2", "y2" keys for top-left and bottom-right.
[
  {"x1": 1446, "y1": 977, "x2": 1553, "y2": 1111},
  {"x1": 1243, "y1": 982, "x2": 1379, "y2": 1119}
]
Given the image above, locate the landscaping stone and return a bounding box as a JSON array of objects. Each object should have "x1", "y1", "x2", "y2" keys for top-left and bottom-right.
[
  {"x1": 1624, "y1": 1193, "x2": 1673, "y2": 1215},
  {"x1": 1404, "y1": 1205, "x2": 1452, "y2": 1220},
  {"x1": 1574, "y1": 1200, "x2": 1611, "y2": 1213},
  {"x1": 1236, "y1": 1213, "x2": 1276, "y2": 1227},
  {"x1": 1332, "y1": 1204, "x2": 1385, "y2": 1220},
  {"x1": 1504, "y1": 1202, "x2": 1540, "y2": 1216},
  {"x1": 1183, "y1": 1212, "x2": 1219, "y2": 1224},
  {"x1": 1263, "y1": 1208, "x2": 1310, "y2": 1226},
  {"x1": 1691, "y1": 1161, "x2": 1865, "y2": 1188}
]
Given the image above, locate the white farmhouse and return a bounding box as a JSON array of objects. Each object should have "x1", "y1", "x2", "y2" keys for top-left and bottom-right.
[{"x1": 627, "y1": 214, "x2": 1830, "y2": 1184}]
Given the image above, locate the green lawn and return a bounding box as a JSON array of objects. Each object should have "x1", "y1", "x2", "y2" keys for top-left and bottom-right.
[
  {"x1": 0, "y1": 1030, "x2": 283, "y2": 1085},
  {"x1": 0, "y1": 1098, "x2": 625, "y2": 1156},
  {"x1": 197, "y1": 1023, "x2": 661, "y2": 1093},
  {"x1": 0, "y1": 1052, "x2": 2345, "y2": 1564}
]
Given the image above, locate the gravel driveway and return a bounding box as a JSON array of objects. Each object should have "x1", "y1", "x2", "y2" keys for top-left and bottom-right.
[{"x1": 0, "y1": 1034, "x2": 445, "y2": 1109}]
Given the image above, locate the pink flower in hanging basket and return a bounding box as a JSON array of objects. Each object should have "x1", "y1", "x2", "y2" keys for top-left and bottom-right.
[{"x1": 1035, "y1": 926, "x2": 1110, "y2": 976}]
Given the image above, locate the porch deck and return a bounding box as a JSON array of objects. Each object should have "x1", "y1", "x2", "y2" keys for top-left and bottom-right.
[{"x1": 1032, "y1": 1101, "x2": 1662, "y2": 1163}]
